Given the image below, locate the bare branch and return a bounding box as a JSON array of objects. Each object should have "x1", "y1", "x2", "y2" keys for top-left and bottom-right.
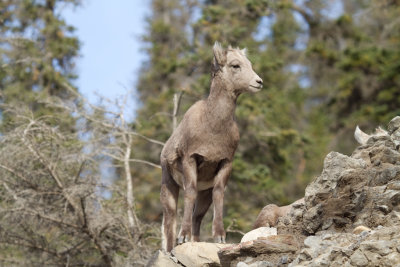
[
  {"x1": 21, "y1": 120, "x2": 64, "y2": 189},
  {"x1": 3, "y1": 182, "x2": 18, "y2": 201},
  {"x1": 129, "y1": 159, "x2": 161, "y2": 169},
  {"x1": 129, "y1": 131, "x2": 165, "y2": 146},
  {"x1": 173, "y1": 91, "x2": 184, "y2": 131},
  {"x1": 0, "y1": 163, "x2": 36, "y2": 188}
]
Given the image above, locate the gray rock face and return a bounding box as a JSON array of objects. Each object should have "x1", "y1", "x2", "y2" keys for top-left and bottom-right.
[
  {"x1": 301, "y1": 132, "x2": 400, "y2": 235},
  {"x1": 148, "y1": 116, "x2": 400, "y2": 267},
  {"x1": 290, "y1": 226, "x2": 400, "y2": 267},
  {"x1": 284, "y1": 116, "x2": 400, "y2": 267}
]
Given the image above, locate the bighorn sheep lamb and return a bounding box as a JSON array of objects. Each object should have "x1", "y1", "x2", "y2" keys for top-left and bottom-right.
[
  {"x1": 253, "y1": 198, "x2": 304, "y2": 229},
  {"x1": 160, "y1": 42, "x2": 263, "y2": 252}
]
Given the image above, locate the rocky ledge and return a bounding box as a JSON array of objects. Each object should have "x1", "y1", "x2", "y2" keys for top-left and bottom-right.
[{"x1": 148, "y1": 116, "x2": 400, "y2": 267}]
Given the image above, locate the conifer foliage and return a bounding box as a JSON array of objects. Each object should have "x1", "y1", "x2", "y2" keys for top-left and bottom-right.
[{"x1": 0, "y1": 0, "x2": 80, "y2": 131}]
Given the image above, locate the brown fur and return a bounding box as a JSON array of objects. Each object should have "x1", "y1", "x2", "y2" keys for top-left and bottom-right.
[
  {"x1": 253, "y1": 198, "x2": 304, "y2": 229},
  {"x1": 160, "y1": 43, "x2": 263, "y2": 252}
]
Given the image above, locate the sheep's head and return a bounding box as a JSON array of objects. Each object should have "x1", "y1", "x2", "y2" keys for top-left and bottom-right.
[{"x1": 212, "y1": 42, "x2": 263, "y2": 94}]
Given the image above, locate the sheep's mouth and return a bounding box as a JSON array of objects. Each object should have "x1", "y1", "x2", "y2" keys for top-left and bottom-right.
[{"x1": 249, "y1": 85, "x2": 262, "y2": 92}]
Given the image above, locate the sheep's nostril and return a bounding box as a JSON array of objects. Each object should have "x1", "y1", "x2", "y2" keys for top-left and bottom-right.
[{"x1": 256, "y1": 79, "x2": 263, "y2": 85}]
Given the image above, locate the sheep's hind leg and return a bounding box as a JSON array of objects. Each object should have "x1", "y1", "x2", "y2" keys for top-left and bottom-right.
[
  {"x1": 161, "y1": 165, "x2": 179, "y2": 252},
  {"x1": 192, "y1": 188, "x2": 213, "y2": 241}
]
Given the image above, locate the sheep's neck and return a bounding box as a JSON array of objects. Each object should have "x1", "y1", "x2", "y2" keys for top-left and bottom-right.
[{"x1": 206, "y1": 77, "x2": 237, "y2": 128}]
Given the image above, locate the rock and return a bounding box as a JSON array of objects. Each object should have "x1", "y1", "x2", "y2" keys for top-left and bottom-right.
[
  {"x1": 241, "y1": 227, "x2": 277, "y2": 243},
  {"x1": 359, "y1": 240, "x2": 392, "y2": 256},
  {"x1": 237, "y1": 261, "x2": 274, "y2": 267},
  {"x1": 301, "y1": 129, "x2": 400, "y2": 234},
  {"x1": 172, "y1": 242, "x2": 231, "y2": 267},
  {"x1": 383, "y1": 252, "x2": 400, "y2": 266},
  {"x1": 218, "y1": 235, "x2": 298, "y2": 267},
  {"x1": 302, "y1": 152, "x2": 368, "y2": 234},
  {"x1": 146, "y1": 250, "x2": 180, "y2": 267},
  {"x1": 352, "y1": 225, "x2": 371, "y2": 235},
  {"x1": 349, "y1": 250, "x2": 368, "y2": 266},
  {"x1": 388, "y1": 116, "x2": 400, "y2": 134},
  {"x1": 290, "y1": 226, "x2": 400, "y2": 267},
  {"x1": 303, "y1": 236, "x2": 322, "y2": 251}
]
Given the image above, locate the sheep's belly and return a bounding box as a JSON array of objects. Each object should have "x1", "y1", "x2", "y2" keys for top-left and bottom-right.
[{"x1": 171, "y1": 161, "x2": 219, "y2": 191}]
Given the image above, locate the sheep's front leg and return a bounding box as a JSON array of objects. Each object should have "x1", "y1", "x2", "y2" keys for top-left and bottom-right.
[
  {"x1": 192, "y1": 188, "x2": 213, "y2": 241},
  {"x1": 178, "y1": 156, "x2": 197, "y2": 244},
  {"x1": 212, "y1": 160, "x2": 232, "y2": 243}
]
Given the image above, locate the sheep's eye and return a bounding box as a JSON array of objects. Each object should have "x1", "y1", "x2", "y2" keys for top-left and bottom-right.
[{"x1": 232, "y1": 64, "x2": 240, "y2": 69}]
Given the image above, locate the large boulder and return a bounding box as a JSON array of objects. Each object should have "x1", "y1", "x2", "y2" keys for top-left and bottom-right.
[
  {"x1": 218, "y1": 235, "x2": 300, "y2": 267},
  {"x1": 172, "y1": 242, "x2": 231, "y2": 267}
]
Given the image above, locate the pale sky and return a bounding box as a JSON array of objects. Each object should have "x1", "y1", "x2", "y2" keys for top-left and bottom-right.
[{"x1": 64, "y1": 1, "x2": 149, "y2": 120}]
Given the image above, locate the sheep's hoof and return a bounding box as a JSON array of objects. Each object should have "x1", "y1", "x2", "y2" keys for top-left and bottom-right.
[
  {"x1": 177, "y1": 235, "x2": 191, "y2": 244},
  {"x1": 214, "y1": 236, "x2": 226, "y2": 243}
]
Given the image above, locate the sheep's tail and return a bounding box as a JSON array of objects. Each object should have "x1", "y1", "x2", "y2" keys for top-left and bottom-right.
[{"x1": 354, "y1": 125, "x2": 370, "y2": 145}]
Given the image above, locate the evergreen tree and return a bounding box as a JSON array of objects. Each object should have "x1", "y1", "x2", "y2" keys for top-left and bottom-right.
[
  {"x1": 304, "y1": 0, "x2": 400, "y2": 154},
  {"x1": 0, "y1": 0, "x2": 80, "y2": 131}
]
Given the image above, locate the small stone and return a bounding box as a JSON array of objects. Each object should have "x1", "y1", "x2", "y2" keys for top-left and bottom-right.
[
  {"x1": 244, "y1": 257, "x2": 253, "y2": 263},
  {"x1": 350, "y1": 250, "x2": 368, "y2": 266},
  {"x1": 321, "y1": 218, "x2": 333, "y2": 230},
  {"x1": 359, "y1": 231, "x2": 370, "y2": 239},
  {"x1": 377, "y1": 205, "x2": 390, "y2": 214},
  {"x1": 363, "y1": 250, "x2": 382, "y2": 264},
  {"x1": 248, "y1": 261, "x2": 274, "y2": 267},
  {"x1": 279, "y1": 255, "x2": 289, "y2": 264},
  {"x1": 311, "y1": 254, "x2": 330, "y2": 266},
  {"x1": 353, "y1": 225, "x2": 371, "y2": 235},
  {"x1": 304, "y1": 236, "x2": 322, "y2": 249},
  {"x1": 387, "y1": 181, "x2": 400, "y2": 190},
  {"x1": 241, "y1": 227, "x2": 277, "y2": 243}
]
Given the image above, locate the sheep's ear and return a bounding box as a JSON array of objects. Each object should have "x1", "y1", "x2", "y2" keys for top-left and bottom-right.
[
  {"x1": 241, "y1": 48, "x2": 247, "y2": 56},
  {"x1": 213, "y1": 42, "x2": 227, "y2": 67}
]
